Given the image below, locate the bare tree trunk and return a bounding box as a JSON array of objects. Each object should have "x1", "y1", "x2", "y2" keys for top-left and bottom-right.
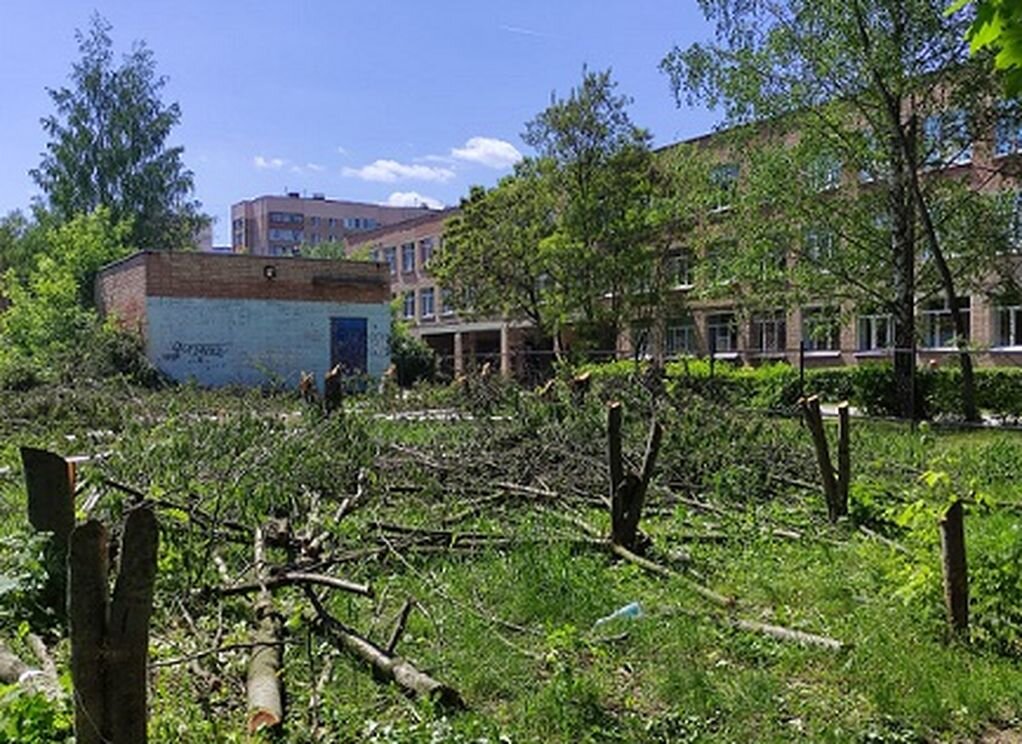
[
  {"x1": 21, "y1": 447, "x2": 76, "y2": 617},
  {"x1": 106, "y1": 506, "x2": 159, "y2": 744},
  {"x1": 69, "y1": 521, "x2": 109, "y2": 744},
  {"x1": 247, "y1": 526, "x2": 284, "y2": 734},
  {"x1": 940, "y1": 500, "x2": 969, "y2": 637}
]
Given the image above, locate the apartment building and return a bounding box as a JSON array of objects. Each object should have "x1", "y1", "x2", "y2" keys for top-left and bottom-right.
[
  {"x1": 231, "y1": 193, "x2": 433, "y2": 256},
  {"x1": 635, "y1": 107, "x2": 1022, "y2": 371},
  {"x1": 350, "y1": 208, "x2": 534, "y2": 376}
]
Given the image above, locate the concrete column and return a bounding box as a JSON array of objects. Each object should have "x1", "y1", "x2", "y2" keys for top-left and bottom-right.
[
  {"x1": 500, "y1": 323, "x2": 511, "y2": 377},
  {"x1": 453, "y1": 331, "x2": 464, "y2": 376}
]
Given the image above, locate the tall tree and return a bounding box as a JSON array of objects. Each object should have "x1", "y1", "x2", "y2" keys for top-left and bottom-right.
[
  {"x1": 32, "y1": 14, "x2": 206, "y2": 251},
  {"x1": 431, "y1": 158, "x2": 558, "y2": 342},
  {"x1": 662, "y1": 0, "x2": 1008, "y2": 420},
  {"x1": 522, "y1": 67, "x2": 656, "y2": 353}
]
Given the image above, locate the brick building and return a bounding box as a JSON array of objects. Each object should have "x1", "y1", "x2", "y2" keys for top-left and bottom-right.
[
  {"x1": 96, "y1": 251, "x2": 392, "y2": 388},
  {"x1": 231, "y1": 193, "x2": 434, "y2": 256},
  {"x1": 625, "y1": 111, "x2": 1022, "y2": 371},
  {"x1": 353, "y1": 208, "x2": 534, "y2": 376}
]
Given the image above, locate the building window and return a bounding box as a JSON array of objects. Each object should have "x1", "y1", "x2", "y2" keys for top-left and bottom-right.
[
  {"x1": 666, "y1": 316, "x2": 696, "y2": 357},
  {"x1": 310, "y1": 233, "x2": 320, "y2": 245},
  {"x1": 441, "y1": 287, "x2": 455, "y2": 316},
  {"x1": 704, "y1": 242, "x2": 733, "y2": 284},
  {"x1": 922, "y1": 110, "x2": 972, "y2": 167},
  {"x1": 707, "y1": 312, "x2": 737, "y2": 353},
  {"x1": 310, "y1": 216, "x2": 320, "y2": 227},
  {"x1": 750, "y1": 311, "x2": 787, "y2": 353},
  {"x1": 801, "y1": 307, "x2": 841, "y2": 351},
  {"x1": 995, "y1": 305, "x2": 1022, "y2": 347},
  {"x1": 857, "y1": 313, "x2": 893, "y2": 351},
  {"x1": 920, "y1": 296, "x2": 970, "y2": 349},
  {"x1": 630, "y1": 324, "x2": 652, "y2": 359},
  {"x1": 269, "y1": 211, "x2": 303, "y2": 224},
  {"x1": 710, "y1": 163, "x2": 739, "y2": 212},
  {"x1": 665, "y1": 249, "x2": 694, "y2": 288},
  {"x1": 401, "y1": 242, "x2": 416, "y2": 273},
  {"x1": 420, "y1": 287, "x2": 435, "y2": 319},
  {"x1": 328, "y1": 218, "x2": 337, "y2": 228},
  {"x1": 402, "y1": 291, "x2": 415, "y2": 320},
  {"x1": 268, "y1": 228, "x2": 303, "y2": 242},
  {"x1": 383, "y1": 246, "x2": 397, "y2": 275},
  {"x1": 419, "y1": 237, "x2": 434, "y2": 267},
  {"x1": 328, "y1": 234, "x2": 336, "y2": 242},
  {"x1": 808, "y1": 154, "x2": 842, "y2": 191},
  {"x1": 803, "y1": 227, "x2": 836, "y2": 264},
  {"x1": 995, "y1": 104, "x2": 1022, "y2": 157}
]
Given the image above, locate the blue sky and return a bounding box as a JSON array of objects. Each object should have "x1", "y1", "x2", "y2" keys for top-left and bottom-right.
[{"x1": 0, "y1": 1, "x2": 721, "y2": 245}]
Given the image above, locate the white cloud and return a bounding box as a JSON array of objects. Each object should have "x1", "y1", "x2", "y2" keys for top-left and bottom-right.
[
  {"x1": 451, "y1": 137, "x2": 522, "y2": 169},
  {"x1": 306, "y1": 163, "x2": 325, "y2": 172},
  {"x1": 343, "y1": 159, "x2": 455, "y2": 183},
  {"x1": 336, "y1": 145, "x2": 348, "y2": 156},
  {"x1": 385, "y1": 191, "x2": 445, "y2": 210},
  {"x1": 254, "y1": 155, "x2": 286, "y2": 170}
]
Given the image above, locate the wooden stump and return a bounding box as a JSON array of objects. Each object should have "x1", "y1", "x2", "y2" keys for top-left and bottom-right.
[
  {"x1": 21, "y1": 447, "x2": 76, "y2": 616},
  {"x1": 69, "y1": 521, "x2": 109, "y2": 744},
  {"x1": 940, "y1": 500, "x2": 969, "y2": 637}
]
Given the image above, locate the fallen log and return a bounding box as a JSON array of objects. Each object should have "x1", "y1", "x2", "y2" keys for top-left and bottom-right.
[
  {"x1": 247, "y1": 526, "x2": 284, "y2": 734},
  {"x1": 312, "y1": 595, "x2": 464, "y2": 711},
  {"x1": 218, "y1": 571, "x2": 373, "y2": 598}
]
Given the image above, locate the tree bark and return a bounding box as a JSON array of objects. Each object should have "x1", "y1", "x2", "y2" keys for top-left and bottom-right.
[
  {"x1": 939, "y1": 499, "x2": 969, "y2": 637},
  {"x1": 21, "y1": 447, "x2": 76, "y2": 616},
  {"x1": 106, "y1": 505, "x2": 158, "y2": 744},
  {"x1": 801, "y1": 396, "x2": 840, "y2": 521},
  {"x1": 836, "y1": 402, "x2": 851, "y2": 518},
  {"x1": 69, "y1": 520, "x2": 109, "y2": 744}
]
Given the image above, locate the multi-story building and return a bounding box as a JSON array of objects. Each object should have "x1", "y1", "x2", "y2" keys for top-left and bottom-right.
[
  {"x1": 350, "y1": 208, "x2": 534, "y2": 377},
  {"x1": 629, "y1": 109, "x2": 1022, "y2": 371},
  {"x1": 231, "y1": 193, "x2": 432, "y2": 256}
]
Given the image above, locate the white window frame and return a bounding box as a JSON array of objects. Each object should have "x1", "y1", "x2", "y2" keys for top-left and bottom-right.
[
  {"x1": 801, "y1": 306, "x2": 841, "y2": 352},
  {"x1": 383, "y1": 247, "x2": 397, "y2": 275},
  {"x1": 919, "y1": 297, "x2": 970, "y2": 350},
  {"x1": 402, "y1": 290, "x2": 415, "y2": 320},
  {"x1": 420, "y1": 287, "x2": 435, "y2": 320},
  {"x1": 401, "y1": 242, "x2": 416, "y2": 273},
  {"x1": 707, "y1": 312, "x2": 738, "y2": 353},
  {"x1": 665, "y1": 317, "x2": 696, "y2": 357},
  {"x1": 994, "y1": 305, "x2": 1022, "y2": 348},
  {"x1": 857, "y1": 313, "x2": 893, "y2": 352},
  {"x1": 749, "y1": 311, "x2": 787, "y2": 354}
]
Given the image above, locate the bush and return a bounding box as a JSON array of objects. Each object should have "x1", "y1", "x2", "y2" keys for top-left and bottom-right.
[
  {"x1": 390, "y1": 321, "x2": 437, "y2": 388},
  {"x1": 575, "y1": 358, "x2": 1022, "y2": 421}
]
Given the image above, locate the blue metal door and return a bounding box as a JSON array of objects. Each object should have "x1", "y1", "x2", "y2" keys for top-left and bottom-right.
[{"x1": 330, "y1": 317, "x2": 368, "y2": 375}]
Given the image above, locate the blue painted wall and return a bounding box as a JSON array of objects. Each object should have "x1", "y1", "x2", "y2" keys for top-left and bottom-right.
[{"x1": 146, "y1": 297, "x2": 391, "y2": 388}]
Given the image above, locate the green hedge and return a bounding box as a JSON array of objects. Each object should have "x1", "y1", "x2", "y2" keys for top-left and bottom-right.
[{"x1": 577, "y1": 359, "x2": 1022, "y2": 421}]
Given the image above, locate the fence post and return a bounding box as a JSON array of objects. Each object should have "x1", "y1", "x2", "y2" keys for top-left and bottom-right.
[{"x1": 939, "y1": 500, "x2": 969, "y2": 637}]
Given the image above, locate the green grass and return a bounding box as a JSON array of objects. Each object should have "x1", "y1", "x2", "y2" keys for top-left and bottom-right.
[{"x1": 2, "y1": 380, "x2": 1022, "y2": 742}]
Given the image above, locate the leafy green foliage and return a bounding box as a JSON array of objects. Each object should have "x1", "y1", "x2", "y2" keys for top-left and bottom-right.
[
  {"x1": 390, "y1": 319, "x2": 437, "y2": 387},
  {"x1": 31, "y1": 14, "x2": 206, "y2": 251},
  {"x1": 955, "y1": 0, "x2": 1022, "y2": 96},
  {"x1": 0, "y1": 687, "x2": 72, "y2": 744}
]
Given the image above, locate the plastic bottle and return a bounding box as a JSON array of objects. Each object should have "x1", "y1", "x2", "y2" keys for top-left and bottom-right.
[{"x1": 593, "y1": 601, "x2": 643, "y2": 629}]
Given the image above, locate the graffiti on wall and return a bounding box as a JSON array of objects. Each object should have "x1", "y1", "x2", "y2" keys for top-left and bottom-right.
[{"x1": 161, "y1": 341, "x2": 231, "y2": 363}]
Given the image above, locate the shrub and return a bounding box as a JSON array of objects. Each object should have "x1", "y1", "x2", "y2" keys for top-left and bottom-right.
[{"x1": 390, "y1": 321, "x2": 437, "y2": 387}]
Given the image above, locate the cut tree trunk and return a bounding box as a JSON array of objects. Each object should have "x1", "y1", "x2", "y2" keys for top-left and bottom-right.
[
  {"x1": 106, "y1": 505, "x2": 159, "y2": 744},
  {"x1": 21, "y1": 447, "x2": 76, "y2": 616},
  {"x1": 69, "y1": 520, "x2": 109, "y2": 744},
  {"x1": 247, "y1": 526, "x2": 284, "y2": 734},
  {"x1": 836, "y1": 402, "x2": 851, "y2": 518},
  {"x1": 940, "y1": 500, "x2": 969, "y2": 637},
  {"x1": 800, "y1": 396, "x2": 840, "y2": 522}
]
